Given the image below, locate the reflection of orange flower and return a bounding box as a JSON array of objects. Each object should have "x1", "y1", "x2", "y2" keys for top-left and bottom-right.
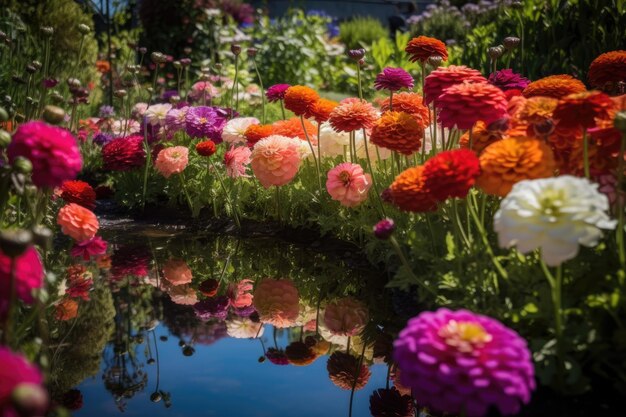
[
  {"x1": 522, "y1": 74, "x2": 586, "y2": 99},
  {"x1": 553, "y1": 91, "x2": 614, "y2": 129},
  {"x1": 477, "y1": 137, "x2": 556, "y2": 196},
  {"x1": 329, "y1": 98, "x2": 379, "y2": 133},
  {"x1": 244, "y1": 124, "x2": 274, "y2": 146},
  {"x1": 55, "y1": 298, "x2": 79, "y2": 321},
  {"x1": 389, "y1": 166, "x2": 437, "y2": 212},
  {"x1": 405, "y1": 36, "x2": 448, "y2": 63},
  {"x1": 379, "y1": 92, "x2": 429, "y2": 128},
  {"x1": 95, "y1": 60, "x2": 111, "y2": 74},
  {"x1": 370, "y1": 111, "x2": 423, "y2": 155},
  {"x1": 309, "y1": 98, "x2": 338, "y2": 123},
  {"x1": 588, "y1": 50, "x2": 626, "y2": 92},
  {"x1": 286, "y1": 341, "x2": 317, "y2": 366},
  {"x1": 323, "y1": 297, "x2": 369, "y2": 337},
  {"x1": 517, "y1": 96, "x2": 558, "y2": 125},
  {"x1": 272, "y1": 117, "x2": 317, "y2": 141},
  {"x1": 162, "y1": 259, "x2": 192, "y2": 286},
  {"x1": 459, "y1": 121, "x2": 502, "y2": 154},
  {"x1": 283, "y1": 86, "x2": 319, "y2": 117},
  {"x1": 57, "y1": 203, "x2": 99, "y2": 242}
]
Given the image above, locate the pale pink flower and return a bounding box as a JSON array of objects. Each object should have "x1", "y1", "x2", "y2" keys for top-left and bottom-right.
[
  {"x1": 326, "y1": 163, "x2": 372, "y2": 207},
  {"x1": 189, "y1": 81, "x2": 219, "y2": 101},
  {"x1": 251, "y1": 135, "x2": 302, "y2": 188},
  {"x1": 224, "y1": 146, "x2": 252, "y2": 178},
  {"x1": 155, "y1": 146, "x2": 189, "y2": 178},
  {"x1": 222, "y1": 117, "x2": 260, "y2": 144},
  {"x1": 132, "y1": 102, "x2": 148, "y2": 119},
  {"x1": 167, "y1": 284, "x2": 198, "y2": 305}
]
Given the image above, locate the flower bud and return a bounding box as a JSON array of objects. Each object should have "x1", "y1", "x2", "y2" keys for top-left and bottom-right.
[
  {"x1": 428, "y1": 55, "x2": 443, "y2": 68},
  {"x1": 151, "y1": 52, "x2": 167, "y2": 64},
  {"x1": 231, "y1": 44, "x2": 242, "y2": 56},
  {"x1": 31, "y1": 60, "x2": 42, "y2": 70},
  {"x1": 77, "y1": 23, "x2": 91, "y2": 35},
  {"x1": 11, "y1": 75, "x2": 26, "y2": 85},
  {"x1": 138, "y1": 47, "x2": 147, "y2": 55},
  {"x1": 39, "y1": 26, "x2": 54, "y2": 37},
  {"x1": 247, "y1": 47, "x2": 258, "y2": 57},
  {"x1": 373, "y1": 218, "x2": 395, "y2": 240},
  {"x1": 503, "y1": 36, "x2": 520, "y2": 50},
  {"x1": 11, "y1": 383, "x2": 48, "y2": 417},
  {"x1": 25, "y1": 64, "x2": 37, "y2": 74},
  {"x1": 147, "y1": 358, "x2": 156, "y2": 365},
  {"x1": 615, "y1": 111, "x2": 626, "y2": 133},
  {"x1": 380, "y1": 188, "x2": 393, "y2": 203},
  {"x1": 67, "y1": 78, "x2": 81, "y2": 88},
  {"x1": 0, "y1": 130, "x2": 10, "y2": 148},
  {"x1": 184, "y1": 47, "x2": 192, "y2": 55},
  {"x1": 0, "y1": 106, "x2": 8, "y2": 122},
  {"x1": 43, "y1": 78, "x2": 58, "y2": 89},
  {"x1": 42, "y1": 105, "x2": 66, "y2": 125},
  {"x1": 488, "y1": 46, "x2": 504, "y2": 60},
  {"x1": 32, "y1": 225, "x2": 53, "y2": 251},
  {"x1": 172, "y1": 60, "x2": 182, "y2": 69},
  {"x1": 180, "y1": 58, "x2": 191, "y2": 67},
  {"x1": 0, "y1": 229, "x2": 33, "y2": 258},
  {"x1": 150, "y1": 392, "x2": 162, "y2": 403},
  {"x1": 50, "y1": 92, "x2": 65, "y2": 104},
  {"x1": 347, "y1": 48, "x2": 366, "y2": 61},
  {"x1": 358, "y1": 58, "x2": 365, "y2": 67},
  {"x1": 258, "y1": 356, "x2": 266, "y2": 363},
  {"x1": 214, "y1": 63, "x2": 222, "y2": 70},
  {"x1": 114, "y1": 89, "x2": 127, "y2": 98},
  {"x1": 510, "y1": 0, "x2": 523, "y2": 9},
  {"x1": 13, "y1": 156, "x2": 32, "y2": 174}
]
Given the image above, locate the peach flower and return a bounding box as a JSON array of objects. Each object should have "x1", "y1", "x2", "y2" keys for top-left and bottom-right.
[
  {"x1": 57, "y1": 203, "x2": 99, "y2": 242},
  {"x1": 253, "y1": 278, "x2": 300, "y2": 328},
  {"x1": 323, "y1": 297, "x2": 369, "y2": 336},
  {"x1": 326, "y1": 163, "x2": 372, "y2": 207},
  {"x1": 162, "y1": 259, "x2": 192, "y2": 286},
  {"x1": 228, "y1": 279, "x2": 254, "y2": 308},
  {"x1": 155, "y1": 146, "x2": 189, "y2": 178},
  {"x1": 166, "y1": 284, "x2": 198, "y2": 305},
  {"x1": 251, "y1": 135, "x2": 302, "y2": 188}
]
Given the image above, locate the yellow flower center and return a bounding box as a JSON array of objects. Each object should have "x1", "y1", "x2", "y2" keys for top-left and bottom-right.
[
  {"x1": 199, "y1": 117, "x2": 207, "y2": 124},
  {"x1": 438, "y1": 320, "x2": 492, "y2": 353},
  {"x1": 538, "y1": 189, "x2": 564, "y2": 220}
]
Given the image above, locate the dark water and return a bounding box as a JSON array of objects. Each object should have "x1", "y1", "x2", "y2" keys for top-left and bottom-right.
[{"x1": 53, "y1": 218, "x2": 403, "y2": 417}]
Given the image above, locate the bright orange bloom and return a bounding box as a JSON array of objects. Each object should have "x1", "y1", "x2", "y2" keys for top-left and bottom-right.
[
  {"x1": 95, "y1": 60, "x2": 111, "y2": 74},
  {"x1": 389, "y1": 166, "x2": 437, "y2": 212},
  {"x1": 55, "y1": 298, "x2": 79, "y2": 321},
  {"x1": 329, "y1": 98, "x2": 379, "y2": 133},
  {"x1": 477, "y1": 137, "x2": 556, "y2": 197},
  {"x1": 272, "y1": 117, "x2": 317, "y2": 141},
  {"x1": 553, "y1": 91, "x2": 614, "y2": 129},
  {"x1": 244, "y1": 124, "x2": 274, "y2": 146},
  {"x1": 57, "y1": 203, "x2": 99, "y2": 242},
  {"x1": 283, "y1": 85, "x2": 319, "y2": 117},
  {"x1": 517, "y1": 96, "x2": 558, "y2": 125},
  {"x1": 309, "y1": 98, "x2": 338, "y2": 123},
  {"x1": 379, "y1": 92, "x2": 429, "y2": 128},
  {"x1": 459, "y1": 121, "x2": 503, "y2": 154},
  {"x1": 522, "y1": 74, "x2": 586, "y2": 99},
  {"x1": 370, "y1": 111, "x2": 423, "y2": 155},
  {"x1": 405, "y1": 36, "x2": 448, "y2": 63},
  {"x1": 588, "y1": 50, "x2": 626, "y2": 93}
]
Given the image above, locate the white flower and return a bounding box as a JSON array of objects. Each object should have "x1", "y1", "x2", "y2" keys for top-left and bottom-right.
[
  {"x1": 494, "y1": 176, "x2": 617, "y2": 266},
  {"x1": 222, "y1": 117, "x2": 259, "y2": 144},
  {"x1": 145, "y1": 103, "x2": 172, "y2": 126},
  {"x1": 111, "y1": 119, "x2": 139, "y2": 135},
  {"x1": 132, "y1": 102, "x2": 148, "y2": 119},
  {"x1": 317, "y1": 122, "x2": 390, "y2": 163},
  {"x1": 226, "y1": 317, "x2": 264, "y2": 339}
]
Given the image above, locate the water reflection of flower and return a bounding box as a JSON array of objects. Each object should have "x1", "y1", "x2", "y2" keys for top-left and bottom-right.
[
  {"x1": 253, "y1": 279, "x2": 300, "y2": 328},
  {"x1": 226, "y1": 316, "x2": 264, "y2": 339}
]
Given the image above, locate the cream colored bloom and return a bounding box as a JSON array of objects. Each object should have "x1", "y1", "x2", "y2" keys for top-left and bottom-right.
[
  {"x1": 222, "y1": 117, "x2": 260, "y2": 144},
  {"x1": 226, "y1": 317, "x2": 264, "y2": 339},
  {"x1": 145, "y1": 103, "x2": 172, "y2": 126},
  {"x1": 494, "y1": 176, "x2": 616, "y2": 266}
]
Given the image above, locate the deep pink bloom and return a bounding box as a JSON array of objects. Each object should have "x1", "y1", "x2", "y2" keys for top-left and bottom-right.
[
  {"x1": 101, "y1": 135, "x2": 146, "y2": 171},
  {"x1": 224, "y1": 146, "x2": 252, "y2": 178},
  {"x1": 373, "y1": 218, "x2": 395, "y2": 239},
  {"x1": 7, "y1": 121, "x2": 82, "y2": 188},
  {"x1": 326, "y1": 163, "x2": 372, "y2": 207},
  {"x1": 374, "y1": 67, "x2": 414, "y2": 91},
  {"x1": 266, "y1": 84, "x2": 291, "y2": 103},
  {"x1": 424, "y1": 65, "x2": 487, "y2": 106},
  {"x1": 110, "y1": 245, "x2": 151, "y2": 281},
  {"x1": 0, "y1": 247, "x2": 44, "y2": 308},
  {"x1": 265, "y1": 348, "x2": 290, "y2": 365},
  {"x1": 488, "y1": 69, "x2": 530, "y2": 91},
  {"x1": 394, "y1": 308, "x2": 535, "y2": 417},
  {"x1": 437, "y1": 82, "x2": 508, "y2": 129},
  {"x1": 0, "y1": 347, "x2": 45, "y2": 416},
  {"x1": 70, "y1": 236, "x2": 108, "y2": 261}
]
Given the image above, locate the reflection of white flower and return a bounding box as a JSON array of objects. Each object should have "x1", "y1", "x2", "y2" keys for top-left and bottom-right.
[
  {"x1": 226, "y1": 317, "x2": 264, "y2": 339},
  {"x1": 145, "y1": 103, "x2": 172, "y2": 126},
  {"x1": 222, "y1": 117, "x2": 259, "y2": 144},
  {"x1": 295, "y1": 303, "x2": 317, "y2": 326},
  {"x1": 111, "y1": 119, "x2": 140, "y2": 135},
  {"x1": 494, "y1": 176, "x2": 616, "y2": 266},
  {"x1": 317, "y1": 316, "x2": 348, "y2": 349}
]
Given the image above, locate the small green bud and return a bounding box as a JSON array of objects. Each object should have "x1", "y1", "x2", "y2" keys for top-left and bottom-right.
[
  {"x1": 77, "y1": 23, "x2": 91, "y2": 35},
  {"x1": 615, "y1": 111, "x2": 626, "y2": 133},
  {"x1": 13, "y1": 156, "x2": 32, "y2": 174},
  {"x1": 43, "y1": 105, "x2": 66, "y2": 125},
  {"x1": 0, "y1": 130, "x2": 10, "y2": 148},
  {"x1": 0, "y1": 106, "x2": 8, "y2": 121}
]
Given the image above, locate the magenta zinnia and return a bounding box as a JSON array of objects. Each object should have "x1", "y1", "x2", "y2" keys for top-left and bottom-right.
[
  {"x1": 374, "y1": 67, "x2": 414, "y2": 92},
  {"x1": 266, "y1": 84, "x2": 291, "y2": 103}
]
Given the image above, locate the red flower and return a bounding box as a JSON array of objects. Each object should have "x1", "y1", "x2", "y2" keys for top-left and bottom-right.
[
  {"x1": 552, "y1": 91, "x2": 615, "y2": 130},
  {"x1": 196, "y1": 140, "x2": 217, "y2": 157},
  {"x1": 405, "y1": 36, "x2": 448, "y2": 63},
  {"x1": 101, "y1": 135, "x2": 146, "y2": 171},
  {"x1": 60, "y1": 180, "x2": 96, "y2": 210},
  {"x1": 437, "y1": 83, "x2": 508, "y2": 129},
  {"x1": 422, "y1": 149, "x2": 481, "y2": 201},
  {"x1": 588, "y1": 50, "x2": 626, "y2": 93}
]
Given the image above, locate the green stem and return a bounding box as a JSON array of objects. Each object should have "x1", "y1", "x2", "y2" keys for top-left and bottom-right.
[
  {"x1": 356, "y1": 62, "x2": 363, "y2": 101},
  {"x1": 279, "y1": 100, "x2": 286, "y2": 120},
  {"x1": 361, "y1": 129, "x2": 385, "y2": 216},
  {"x1": 274, "y1": 186, "x2": 281, "y2": 222},
  {"x1": 1, "y1": 257, "x2": 17, "y2": 345},
  {"x1": 211, "y1": 159, "x2": 241, "y2": 228},
  {"x1": 253, "y1": 58, "x2": 266, "y2": 124},
  {"x1": 389, "y1": 236, "x2": 436, "y2": 296},
  {"x1": 540, "y1": 260, "x2": 564, "y2": 390},
  {"x1": 300, "y1": 115, "x2": 322, "y2": 194}
]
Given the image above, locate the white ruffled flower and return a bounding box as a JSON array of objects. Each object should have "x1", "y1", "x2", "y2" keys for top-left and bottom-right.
[
  {"x1": 318, "y1": 123, "x2": 390, "y2": 162},
  {"x1": 494, "y1": 176, "x2": 617, "y2": 266},
  {"x1": 222, "y1": 117, "x2": 259, "y2": 144},
  {"x1": 145, "y1": 103, "x2": 172, "y2": 126},
  {"x1": 226, "y1": 317, "x2": 264, "y2": 339},
  {"x1": 111, "y1": 119, "x2": 140, "y2": 135}
]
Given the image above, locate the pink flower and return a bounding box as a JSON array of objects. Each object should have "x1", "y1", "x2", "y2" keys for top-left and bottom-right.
[
  {"x1": 323, "y1": 297, "x2": 369, "y2": 336},
  {"x1": 70, "y1": 236, "x2": 108, "y2": 261},
  {"x1": 228, "y1": 279, "x2": 254, "y2": 308},
  {"x1": 162, "y1": 259, "x2": 192, "y2": 286},
  {"x1": 7, "y1": 121, "x2": 82, "y2": 188},
  {"x1": 266, "y1": 84, "x2": 291, "y2": 103},
  {"x1": 155, "y1": 146, "x2": 189, "y2": 178},
  {"x1": 0, "y1": 247, "x2": 44, "y2": 310},
  {"x1": 374, "y1": 67, "x2": 414, "y2": 91},
  {"x1": 224, "y1": 146, "x2": 252, "y2": 178},
  {"x1": 0, "y1": 347, "x2": 46, "y2": 417},
  {"x1": 251, "y1": 135, "x2": 302, "y2": 188},
  {"x1": 188, "y1": 81, "x2": 219, "y2": 102},
  {"x1": 253, "y1": 279, "x2": 300, "y2": 328},
  {"x1": 326, "y1": 163, "x2": 372, "y2": 207}
]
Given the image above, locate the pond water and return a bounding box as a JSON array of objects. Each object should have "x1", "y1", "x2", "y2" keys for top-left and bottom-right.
[{"x1": 51, "y1": 217, "x2": 408, "y2": 417}]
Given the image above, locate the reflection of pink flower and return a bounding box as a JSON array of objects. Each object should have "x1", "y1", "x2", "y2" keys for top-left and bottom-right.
[
  {"x1": 162, "y1": 259, "x2": 192, "y2": 286},
  {"x1": 228, "y1": 279, "x2": 254, "y2": 308},
  {"x1": 323, "y1": 297, "x2": 369, "y2": 336},
  {"x1": 0, "y1": 347, "x2": 45, "y2": 415},
  {"x1": 326, "y1": 163, "x2": 372, "y2": 207},
  {"x1": 110, "y1": 245, "x2": 151, "y2": 281},
  {"x1": 253, "y1": 279, "x2": 300, "y2": 328},
  {"x1": 155, "y1": 146, "x2": 189, "y2": 178},
  {"x1": 0, "y1": 247, "x2": 44, "y2": 308},
  {"x1": 166, "y1": 284, "x2": 198, "y2": 305},
  {"x1": 251, "y1": 135, "x2": 302, "y2": 188},
  {"x1": 224, "y1": 146, "x2": 252, "y2": 178},
  {"x1": 70, "y1": 236, "x2": 107, "y2": 261}
]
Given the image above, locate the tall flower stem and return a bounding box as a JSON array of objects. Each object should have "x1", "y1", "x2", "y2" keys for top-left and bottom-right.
[
  {"x1": 300, "y1": 116, "x2": 322, "y2": 194},
  {"x1": 230, "y1": 55, "x2": 240, "y2": 114},
  {"x1": 420, "y1": 62, "x2": 426, "y2": 100},
  {"x1": 348, "y1": 342, "x2": 367, "y2": 417},
  {"x1": 356, "y1": 61, "x2": 363, "y2": 101},
  {"x1": 389, "y1": 236, "x2": 436, "y2": 296},
  {"x1": 210, "y1": 159, "x2": 241, "y2": 228},
  {"x1": 141, "y1": 67, "x2": 159, "y2": 211},
  {"x1": 582, "y1": 129, "x2": 590, "y2": 179},
  {"x1": 252, "y1": 58, "x2": 266, "y2": 124},
  {"x1": 617, "y1": 132, "x2": 626, "y2": 270},
  {"x1": 432, "y1": 107, "x2": 438, "y2": 153},
  {"x1": 279, "y1": 100, "x2": 286, "y2": 120},
  {"x1": 539, "y1": 260, "x2": 564, "y2": 390},
  {"x1": 178, "y1": 172, "x2": 194, "y2": 215},
  {"x1": 361, "y1": 128, "x2": 386, "y2": 216}
]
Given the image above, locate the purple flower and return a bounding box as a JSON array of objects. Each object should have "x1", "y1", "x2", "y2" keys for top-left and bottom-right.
[
  {"x1": 161, "y1": 89, "x2": 180, "y2": 102},
  {"x1": 185, "y1": 106, "x2": 225, "y2": 142},
  {"x1": 488, "y1": 69, "x2": 530, "y2": 91},
  {"x1": 92, "y1": 132, "x2": 113, "y2": 146},
  {"x1": 43, "y1": 78, "x2": 59, "y2": 89},
  {"x1": 394, "y1": 308, "x2": 535, "y2": 417},
  {"x1": 266, "y1": 84, "x2": 290, "y2": 103},
  {"x1": 165, "y1": 106, "x2": 189, "y2": 132},
  {"x1": 374, "y1": 67, "x2": 414, "y2": 92},
  {"x1": 193, "y1": 296, "x2": 230, "y2": 321},
  {"x1": 139, "y1": 117, "x2": 161, "y2": 144},
  {"x1": 98, "y1": 105, "x2": 115, "y2": 119},
  {"x1": 232, "y1": 305, "x2": 256, "y2": 317},
  {"x1": 373, "y1": 218, "x2": 395, "y2": 240}
]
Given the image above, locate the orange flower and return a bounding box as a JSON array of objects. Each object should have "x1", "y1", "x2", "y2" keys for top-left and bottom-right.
[
  {"x1": 370, "y1": 111, "x2": 423, "y2": 155},
  {"x1": 588, "y1": 50, "x2": 626, "y2": 93},
  {"x1": 522, "y1": 74, "x2": 586, "y2": 99},
  {"x1": 57, "y1": 203, "x2": 99, "y2": 242},
  {"x1": 55, "y1": 298, "x2": 79, "y2": 321},
  {"x1": 517, "y1": 96, "x2": 558, "y2": 125},
  {"x1": 309, "y1": 98, "x2": 338, "y2": 123},
  {"x1": 244, "y1": 124, "x2": 274, "y2": 146},
  {"x1": 459, "y1": 121, "x2": 503, "y2": 154},
  {"x1": 405, "y1": 36, "x2": 448, "y2": 63},
  {"x1": 476, "y1": 137, "x2": 556, "y2": 196},
  {"x1": 552, "y1": 91, "x2": 614, "y2": 129},
  {"x1": 379, "y1": 92, "x2": 429, "y2": 128},
  {"x1": 283, "y1": 85, "x2": 319, "y2": 117},
  {"x1": 272, "y1": 117, "x2": 317, "y2": 141},
  {"x1": 389, "y1": 166, "x2": 437, "y2": 212},
  {"x1": 95, "y1": 60, "x2": 110, "y2": 74},
  {"x1": 329, "y1": 98, "x2": 379, "y2": 133}
]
